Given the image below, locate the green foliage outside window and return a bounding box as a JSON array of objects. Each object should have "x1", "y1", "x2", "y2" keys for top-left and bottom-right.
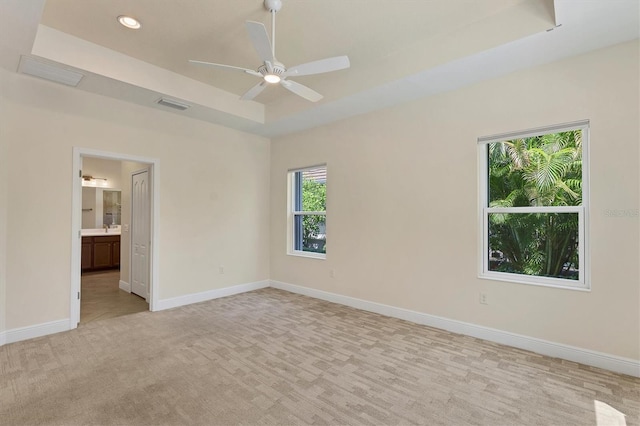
[
  {"x1": 488, "y1": 130, "x2": 582, "y2": 279},
  {"x1": 301, "y1": 178, "x2": 326, "y2": 253}
]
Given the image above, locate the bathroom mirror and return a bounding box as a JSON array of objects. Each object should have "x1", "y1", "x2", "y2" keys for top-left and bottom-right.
[
  {"x1": 82, "y1": 187, "x2": 122, "y2": 228},
  {"x1": 103, "y1": 190, "x2": 122, "y2": 226}
]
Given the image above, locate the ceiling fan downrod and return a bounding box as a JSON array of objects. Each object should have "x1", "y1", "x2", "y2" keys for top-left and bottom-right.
[
  {"x1": 264, "y1": 0, "x2": 282, "y2": 58},
  {"x1": 188, "y1": 0, "x2": 350, "y2": 102}
]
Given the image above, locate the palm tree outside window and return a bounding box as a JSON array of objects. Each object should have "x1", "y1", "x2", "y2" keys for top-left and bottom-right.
[{"x1": 478, "y1": 121, "x2": 589, "y2": 289}]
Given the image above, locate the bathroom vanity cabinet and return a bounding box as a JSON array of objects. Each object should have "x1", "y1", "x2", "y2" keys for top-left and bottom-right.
[{"x1": 82, "y1": 235, "x2": 120, "y2": 272}]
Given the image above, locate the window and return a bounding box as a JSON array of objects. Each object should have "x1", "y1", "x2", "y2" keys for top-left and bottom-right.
[
  {"x1": 288, "y1": 165, "x2": 327, "y2": 259},
  {"x1": 478, "y1": 121, "x2": 589, "y2": 289}
]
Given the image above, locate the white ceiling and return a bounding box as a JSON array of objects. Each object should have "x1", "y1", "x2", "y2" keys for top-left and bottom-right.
[
  {"x1": 1, "y1": 0, "x2": 638, "y2": 137},
  {"x1": 39, "y1": 0, "x2": 550, "y2": 104}
]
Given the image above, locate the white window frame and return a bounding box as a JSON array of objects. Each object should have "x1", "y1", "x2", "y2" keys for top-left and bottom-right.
[
  {"x1": 287, "y1": 165, "x2": 327, "y2": 260},
  {"x1": 478, "y1": 120, "x2": 590, "y2": 290}
]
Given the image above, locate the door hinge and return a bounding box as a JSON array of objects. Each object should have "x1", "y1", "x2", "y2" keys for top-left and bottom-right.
[
  {"x1": 77, "y1": 292, "x2": 80, "y2": 300},
  {"x1": 79, "y1": 169, "x2": 82, "y2": 178}
]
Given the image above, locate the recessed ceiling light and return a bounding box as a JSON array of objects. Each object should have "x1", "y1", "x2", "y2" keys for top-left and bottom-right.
[{"x1": 117, "y1": 15, "x2": 141, "y2": 29}]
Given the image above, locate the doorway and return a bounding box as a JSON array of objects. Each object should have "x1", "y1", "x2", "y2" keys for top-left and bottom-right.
[
  {"x1": 80, "y1": 270, "x2": 148, "y2": 323},
  {"x1": 71, "y1": 148, "x2": 159, "y2": 328}
]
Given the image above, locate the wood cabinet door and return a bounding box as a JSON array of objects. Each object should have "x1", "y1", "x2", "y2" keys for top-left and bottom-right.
[
  {"x1": 112, "y1": 240, "x2": 120, "y2": 267},
  {"x1": 81, "y1": 239, "x2": 93, "y2": 270},
  {"x1": 93, "y1": 241, "x2": 112, "y2": 268}
]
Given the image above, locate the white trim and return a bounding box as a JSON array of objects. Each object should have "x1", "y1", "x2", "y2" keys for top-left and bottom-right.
[
  {"x1": 269, "y1": 280, "x2": 639, "y2": 378},
  {"x1": 0, "y1": 280, "x2": 268, "y2": 346},
  {"x1": 477, "y1": 122, "x2": 590, "y2": 290},
  {"x1": 5, "y1": 319, "x2": 70, "y2": 345},
  {"x1": 581, "y1": 125, "x2": 591, "y2": 289},
  {"x1": 287, "y1": 166, "x2": 328, "y2": 259},
  {"x1": 477, "y1": 120, "x2": 590, "y2": 144},
  {"x1": 71, "y1": 151, "x2": 82, "y2": 328},
  {"x1": 119, "y1": 280, "x2": 131, "y2": 293},
  {"x1": 2, "y1": 280, "x2": 637, "y2": 377},
  {"x1": 487, "y1": 206, "x2": 583, "y2": 214},
  {"x1": 71, "y1": 147, "x2": 160, "y2": 325},
  {"x1": 287, "y1": 251, "x2": 326, "y2": 260},
  {"x1": 155, "y1": 280, "x2": 270, "y2": 311},
  {"x1": 292, "y1": 211, "x2": 327, "y2": 216},
  {"x1": 479, "y1": 270, "x2": 590, "y2": 291},
  {"x1": 287, "y1": 164, "x2": 327, "y2": 173}
]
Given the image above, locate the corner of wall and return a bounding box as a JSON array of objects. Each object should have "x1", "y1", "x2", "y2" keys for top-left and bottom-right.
[
  {"x1": 155, "y1": 280, "x2": 269, "y2": 311},
  {"x1": 270, "y1": 280, "x2": 640, "y2": 378},
  {"x1": 0, "y1": 119, "x2": 7, "y2": 339},
  {"x1": 4, "y1": 319, "x2": 70, "y2": 345}
]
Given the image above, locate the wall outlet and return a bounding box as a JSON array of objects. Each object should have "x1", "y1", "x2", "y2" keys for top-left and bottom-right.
[
  {"x1": 329, "y1": 269, "x2": 335, "y2": 278},
  {"x1": 479, "y1": 292, "x2": 488, "y2": 305},
  {"x1": 123, "y1": 224, "x2": 129, "y2": 232},
  {"x1": 219, "y1": 266, "x2": 224, "y2": 274}
]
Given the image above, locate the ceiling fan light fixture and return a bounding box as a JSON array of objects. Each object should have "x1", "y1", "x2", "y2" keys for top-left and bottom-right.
[
  {"x1": 264, "y1": 74, "x2": 281, "y2": 84},
  {"x1": 117, "y1": 15, "x2": 141, "y2": 29},
  {"x1": 188, "y1": 0, "x2": 350, "y2": 102}
]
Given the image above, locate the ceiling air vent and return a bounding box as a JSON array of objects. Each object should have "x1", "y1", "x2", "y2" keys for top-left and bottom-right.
[
  {"x1": 18, "y1": 56, "x2": 84, "y2": 87},
  {"x1": 156, "y1": 98, "x2": 190, "y2": 111}
]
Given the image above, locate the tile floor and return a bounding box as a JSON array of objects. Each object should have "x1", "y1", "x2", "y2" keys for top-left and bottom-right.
[{"x1": 80, "y1": 269, "x2": 148, "y2": 324}]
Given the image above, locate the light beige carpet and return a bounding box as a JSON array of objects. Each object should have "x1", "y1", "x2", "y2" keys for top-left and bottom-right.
[{"x1": 1, "y1": 288, "x2": 638, "y2": 425}]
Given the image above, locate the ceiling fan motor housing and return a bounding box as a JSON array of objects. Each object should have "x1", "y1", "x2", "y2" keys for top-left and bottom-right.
[
  {"x1": 189, "y1": 0, "x2": 350, "y2": 101},
  {"x1": 258, "y1": 62, "x2": 285, "y2": 78}
]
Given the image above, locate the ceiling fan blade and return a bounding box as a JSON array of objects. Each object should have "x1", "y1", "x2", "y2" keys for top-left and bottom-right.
[
  {"x1": 189, "y1": 60, "x2": 262, "y2": 77},
  {"x1": 240, "y1": 81, "x2": 268, "y2": 101},
  {"x1": 280, "y1": 80, "x2": 323, "y2": 102},
  {"x1": 284, "y1": 56, "x2": 350, "y2": 77},
  {"x1": 245, "y1": 21, "x2": 274, "y2": 63}
]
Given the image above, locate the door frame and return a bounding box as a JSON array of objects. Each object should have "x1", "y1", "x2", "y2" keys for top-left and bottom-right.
[{"x1": 70, "y1": 147, "x2": 160, "y2": 328}]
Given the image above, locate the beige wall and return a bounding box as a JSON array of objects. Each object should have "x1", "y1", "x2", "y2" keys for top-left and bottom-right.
[
  {"x1": 270, "y1": 40, "x2": 640, "y2": 360},
  {"x1": 1, "y1": 67, "x2": 270, "y2": 330},
  {"x1": 1, "y1": 36, "x2": 637, "y2": 365},
  {"x1": 80, "y1": 187, "x2": 96, "y2": 228}
]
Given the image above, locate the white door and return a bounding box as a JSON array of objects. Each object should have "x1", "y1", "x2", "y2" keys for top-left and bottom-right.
[{"x1": 131, "y1": 169, "x2": 150, "y2": 300}]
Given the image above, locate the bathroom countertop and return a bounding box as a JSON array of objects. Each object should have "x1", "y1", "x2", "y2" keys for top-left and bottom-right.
[{"x1": 81, "y1": 228, "x2": 121, "y2": 237}]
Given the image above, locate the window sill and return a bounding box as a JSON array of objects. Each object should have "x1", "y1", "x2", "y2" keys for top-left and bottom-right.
[
  {"x1": 479, "y1": 271, "x2": 590, "y2": 291},
  {"x1": 287, "y1": 251, "x2": 326, "y2": 260}
]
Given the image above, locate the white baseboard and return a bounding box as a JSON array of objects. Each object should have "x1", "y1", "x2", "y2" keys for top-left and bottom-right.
[
  {"x1": 155, "y1": 280, "x2": 270, "y2": 311},
  {"x1": 0, "y1": 280, "x2": 270, "y2": 346},
  {"x1": 4, "y1": 319, "x2": 70, "y2": 345},
  {"x1": 3, "y1": 279, "x2": 637, "y2": 378},
  {"x1": 270, "y1": 280, "x2": 640, "y2": 378}
]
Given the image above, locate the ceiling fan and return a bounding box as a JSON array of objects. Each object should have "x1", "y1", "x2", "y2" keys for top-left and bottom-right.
[{"x1": 189, "y1": 0, "x2": 350, "y2": 102}]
